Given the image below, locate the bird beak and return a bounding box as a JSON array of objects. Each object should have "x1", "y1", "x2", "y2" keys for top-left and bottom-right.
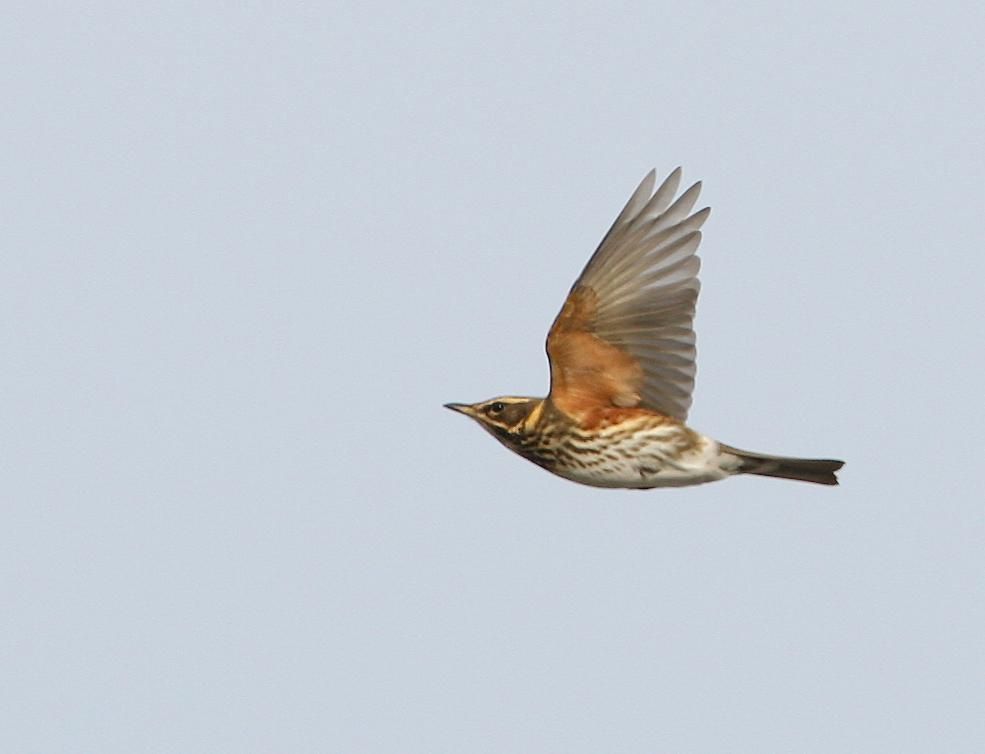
[{"x1": 443, "y1": 402, "x2": 475, "y2": 416}]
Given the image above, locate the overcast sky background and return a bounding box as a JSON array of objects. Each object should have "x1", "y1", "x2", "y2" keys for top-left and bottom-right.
[{"x1": 3, "y1": 3, "x2": 983, "y2": 752}]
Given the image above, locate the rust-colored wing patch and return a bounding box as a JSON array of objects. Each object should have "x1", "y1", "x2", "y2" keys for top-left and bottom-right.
[
  {"x1": 546, "y1": 286, "x2": 644, "y2": 416},
  {"x1": 545, "y1": 169, "x2": 707, "y2": 422}
]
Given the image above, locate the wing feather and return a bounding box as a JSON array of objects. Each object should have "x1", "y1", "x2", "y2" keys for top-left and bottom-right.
[{"x1": 546, "y1": 169, "x2": 708, "y2": 420}]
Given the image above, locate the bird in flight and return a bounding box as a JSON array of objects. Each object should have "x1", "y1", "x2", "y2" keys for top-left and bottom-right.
[{"x1": 445, "y1": 169, "x2": 844, "y2": 488}]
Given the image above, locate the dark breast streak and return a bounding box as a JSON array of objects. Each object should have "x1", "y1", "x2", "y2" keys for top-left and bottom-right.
[{"x1": 508, "y1": 402, "x2": 702, "y2": 475}]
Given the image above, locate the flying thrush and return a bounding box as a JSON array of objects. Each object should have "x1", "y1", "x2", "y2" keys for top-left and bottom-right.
[{"x1": 445, "y1": 169, "x2": 844, "y2": 488}]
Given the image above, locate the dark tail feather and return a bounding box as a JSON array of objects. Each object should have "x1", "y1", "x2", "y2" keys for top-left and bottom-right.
[{"x1": 721, "y1": 444, "x2": 845, "y2": 486}]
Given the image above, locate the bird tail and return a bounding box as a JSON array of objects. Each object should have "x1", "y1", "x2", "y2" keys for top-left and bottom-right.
[{"x1": 720, "y1": 444, "x2": 844, "y2": 486}]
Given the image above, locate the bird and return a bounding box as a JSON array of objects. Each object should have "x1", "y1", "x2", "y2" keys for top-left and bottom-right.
[{"x1": 444, "y1": 169, "x2": 844, "y2": 488}]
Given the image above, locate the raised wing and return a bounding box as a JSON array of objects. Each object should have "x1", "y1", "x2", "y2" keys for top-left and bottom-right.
[{"x1": 546, "y1": 168, "x2": 708, "y2": 421}]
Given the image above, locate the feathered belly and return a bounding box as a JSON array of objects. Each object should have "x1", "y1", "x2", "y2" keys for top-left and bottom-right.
[{"x1": 524, "y1": 425, "x2": 732, "y2": 489}]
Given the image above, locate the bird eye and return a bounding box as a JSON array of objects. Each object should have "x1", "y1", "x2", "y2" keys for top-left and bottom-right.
[{"x1": 489, "y1": 402, "x2": 505, "y2": 414}]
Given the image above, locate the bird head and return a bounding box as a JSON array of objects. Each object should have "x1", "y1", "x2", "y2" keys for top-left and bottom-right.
[{"x1": 443, "y1": 397, "x2": 541, "y2": 443}]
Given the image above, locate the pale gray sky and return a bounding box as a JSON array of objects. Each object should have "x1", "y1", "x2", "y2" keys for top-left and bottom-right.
[{"x1": 3, "y1": 3, "x2": 983, "y2": 752}]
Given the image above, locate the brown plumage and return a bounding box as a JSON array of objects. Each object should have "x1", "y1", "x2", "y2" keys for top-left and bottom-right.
[{"x1": 445, "y1": 168, "x2": 844, "y2": 489}]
